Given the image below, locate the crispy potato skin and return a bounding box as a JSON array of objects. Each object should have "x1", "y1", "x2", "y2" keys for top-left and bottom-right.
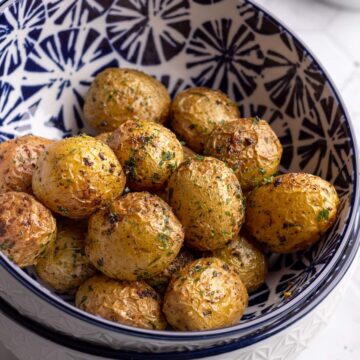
[
  {"x1": 84, "y1": 68, "x2": 170, "y2": 132},
  {"x1": 167, "y1": 157, "x2": 244, "y2": 251},
  {"x1": 108, "y1": 120, "x2": 183, "y2": 191},
  {"x1": 146, "y1": 248, "x2": 195, "y2": 294},
  {"x1": 211, "y1": 233, "x2": 267, "y2": 293},
  {"x1": 170, "y1": 87, "x2": 240, "y2": 153},
  {"x1": 32, "y1": 135, "x2": 126, "y2": 219},
  {"x1": 245, "y1": 173, "x2": 340, "y2": 253},
  {"x1": 86, "y1": 192, "x2": 184, "y2": 281},
  {"x1": 95, "y1": 132, "x2": 113, "y2": 145},
  {"x1": 0, "y1": 135, "x2": 53, "y2": 194},
  {"x1": 35, "y1": 220, "x2": 96, "y2": 293},
  {"x1": 205, "y1": 118, "x2": 282, "y2": 191},
  {"x1": 76, "y1": 275, "x2": 167, "y2": 330},
  {"x1": 0, "y1": 192, "x2": 56, "y2": 267},
  {"x1": 182, "y1": 145, "x2": 196, "y2": 161},
  {"x1": 163, "y1": 257, "x2": 248, "y2": 331}
]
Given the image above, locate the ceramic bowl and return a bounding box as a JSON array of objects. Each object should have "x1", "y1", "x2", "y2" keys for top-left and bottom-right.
[{"x1": 0, "y1": 0, "x2": 359, "y2": 357}]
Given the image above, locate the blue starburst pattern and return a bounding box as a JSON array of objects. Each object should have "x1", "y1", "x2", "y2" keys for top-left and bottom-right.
[
  {"x1": 47, "y1": 0, "x2": 113, "y2": 27},
  {"x1": 186, "y1": 18, "x2": 264, "y2": 101},
  {"x1": 22, "y1": 28, "x2": 118, "y2": 136},
  {"x1": 263, "y1": 32, "x2": 325, "y2": 119},
  {"x1": 106, "y1": 0, "x2": 191, "y2": 65},
  {"x1": 0, "y1": 0, "x2": 45, "y2": 75},
  {"x1": 298, "y1": 96, "x2": 352, "y2": 196}
]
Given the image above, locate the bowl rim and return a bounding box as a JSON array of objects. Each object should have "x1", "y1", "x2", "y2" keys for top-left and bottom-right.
[
  {"x1": 0, "y1": 210, "x2": 359, "y2": 359},
  {"x1": 0, "y1": 0, "x2": 359, "y2": 343}
]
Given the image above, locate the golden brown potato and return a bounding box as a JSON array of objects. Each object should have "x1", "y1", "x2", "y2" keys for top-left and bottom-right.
[
  {"x1": 146, "y1": 248, "x2": 195, "y2": 294},
  {"x1": 211, "y1": 233, "x2": 267, "y2": 293},
  {"x1": 205, "y1": 118, "x2": 282, "y2": 192},
  {"x1": 84, "y1": 68, "x2": 170, "y2": 132},
  {"x1": 35, "y1": 220, "x2": 96, "y2": 293},
  {"x1": 163, "y1": 257, "x2": 248, "y2": 331},
  {"x1": 167, "y1": 157, "x2": 244, "y2": 251},
  {"x1": 182, "y1": 145, "x2": 196, "y2": 161},
  {"x1": 86, "y1": 192, "x2": 184, "y2": 281},
  {"x1": 76, "y1": 275, "x2": 166, "y2": 330},
  {"x1": 108, "y1": 120, "x2": 183, "y2": 191},
  {"x1": 0, "y1": 135, "x2": 53, "y2": 194},
  {"x1": 170, "y1": 87, "x2": 240, "y2": 153},
  {"x1": 0, "y1": 192, "x2": 56, "y2": 267},
  {"x1": 95, "y1": 132, "x2": 113, "y2": 145},
  {"x1": 245, "y1": 173, "x2": 340, "y2": 253},
  {"x1": 32, "y1": 135, "x2": 126, "y2": 219}
]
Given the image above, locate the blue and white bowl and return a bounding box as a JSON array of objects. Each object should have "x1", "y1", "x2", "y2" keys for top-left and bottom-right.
[{"x1": 0, "y1": 0, "x2": 359, "y2": 358}]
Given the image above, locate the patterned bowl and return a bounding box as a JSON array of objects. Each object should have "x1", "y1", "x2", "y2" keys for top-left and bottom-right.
[{"x1": 0, "y1": 0, "x2": 359, "y2": 357}]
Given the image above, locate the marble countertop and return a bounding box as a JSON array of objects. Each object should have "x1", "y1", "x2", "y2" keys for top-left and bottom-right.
[{"x1": 1, "y1": 0, "x2": 360, "y2": 359}]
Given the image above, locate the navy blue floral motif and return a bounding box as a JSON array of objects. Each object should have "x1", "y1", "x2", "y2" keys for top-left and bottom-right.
[
  {"x1": 192, "y1": 0, "x2": 223, "y2": 4},
  {"x1": 264, "y1": 33, "x2": 325, "y2": 119},
  {"x1": 237, "y1": 3, "x2": 281, "y2": 35},
  {"x1": 23, "y1": 28, "x2": 118, "y2": 134},
  {"x1": 154, "y1": 74, "x2": 189, "y2": 98},
  {"x1": 47, "y1": 0, "x2": 113, "y2": 26},
  {"x1": 298, "y1": 96, "x2": 352, "y2": 194},
  {"x1": 0, "y1": 0, "x2": 45, "y2": 75},
  {"x1": 0, "y1": 81, "x2": 21, "y2": 124},
  {"x1": 186, "y1": 18, "x2": 264, "y2": 101},
  {"x1": 106, "y1": 0, "x2": 191, "y2": 65}
]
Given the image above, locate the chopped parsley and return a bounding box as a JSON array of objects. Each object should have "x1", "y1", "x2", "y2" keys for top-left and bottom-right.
[{"x1": 317, "y1": 209, "x2": 330, "y2": 222}]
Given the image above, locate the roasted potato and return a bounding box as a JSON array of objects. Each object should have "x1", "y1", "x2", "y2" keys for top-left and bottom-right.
[
  {"x1": 170, "y1": 87, "x2": 240, "y2": 153},
  {"x1": 182, "y1": 145, "x2": 196, "y2": 161},
  {"x1": 84, "y1": 68, "x2": 171, "y2": 132},
  {"x1": 86, "y1": 192, "x2": 184, "y2": 281},
  {"x1": 0, "y1": 135, "x2": 53, "y2": 194},
  {"x1": 35, "y1": 220, "x2": 96, "y2": 293},
  {"x1": 245, "y1": 173, "x2": 340, "y2": 253},
  {"x1": 205, "y1": 118, "x2": 282, "y2": 192},
  {"x1": 108, "y1": 120, "x2": 183, "y2": 191},
  {"x1": 146, "y1": 248, "x2": 195, "y2": 294},
  {"x1": 0, "y1": 192, "x2": 56, "y2": 267},
  {"x1": 76, "y1": 275, "x2": 166, "y2": 330},
  {"x1": 163, "y1": 257, "x2": 248, "y2": 331},
  {"x1": 211, "y1": 232, "x2": 267, "y2": 293},
  {"x1": 95, "y1": 131, "x2": 113, "y2": 145},
  {"x1": 167, "y1": 156, "x2": 244, "y2": 251},
  {"x1": 32, "y1": 135, "x2": 126, "y2": 219}
]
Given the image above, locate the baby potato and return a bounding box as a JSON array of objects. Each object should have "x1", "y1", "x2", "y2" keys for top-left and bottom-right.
[
  {"x1": 167, "y1": 156, "x2": 244, "y2": 251},
  {"x1": 211, "y1": 232, "x2": 267, "y2": 293},
  {"x1": 32, "y1": 135, "x2": 126, "y2": 219},
  {"x1": 0, "y1": 135, "x2": 53, "y2": 194},
  {"x1": 35, "y1": 220, "x2": 96, "y2": 293},
  {"x1": 146, "y1": 248, "x2": 195, "y2": 294},
  {"x1": 84, "y1": 68, "x2": 171, "y2": 132},
  {"x1": 205, "y1": 118, "x2": 282, "y2": 192},
  {"x1": 245, "y1": 173, "x2": 340, "y2": 253},
  {"x1": 95, "y1": 132, "x2": 113, "y2": 145},
  {"x1": 182, "y1": 145, "x2": 197, "y2": 161},
  {"x1": 163, "y1": 257, "x2": 248, "y2": 331},
  {"x1": 0, "y1": 192, "x2": 56, "y2": 268},
  {"x1": 86, "y1": 192, "x2": 184, "y2": 281},
  {"x1": 108, "y1": 120, "x2": 183, "y2": 191},
  {"x1": 76, "y1": 275, "x2": 166, "y2": 330},
  {"x1": 170, "y1": 87, "x2": 240, "y2": 153}
]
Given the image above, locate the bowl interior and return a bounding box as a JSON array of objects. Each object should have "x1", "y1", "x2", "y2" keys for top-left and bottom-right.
[{"x1": 0, "y1": 0, "x2": 357, "y2": 328}]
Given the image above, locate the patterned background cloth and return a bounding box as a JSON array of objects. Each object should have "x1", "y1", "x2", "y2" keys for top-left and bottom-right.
[{"x1": 0, "y1": 0, "x2": 359, "y2": 359}]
